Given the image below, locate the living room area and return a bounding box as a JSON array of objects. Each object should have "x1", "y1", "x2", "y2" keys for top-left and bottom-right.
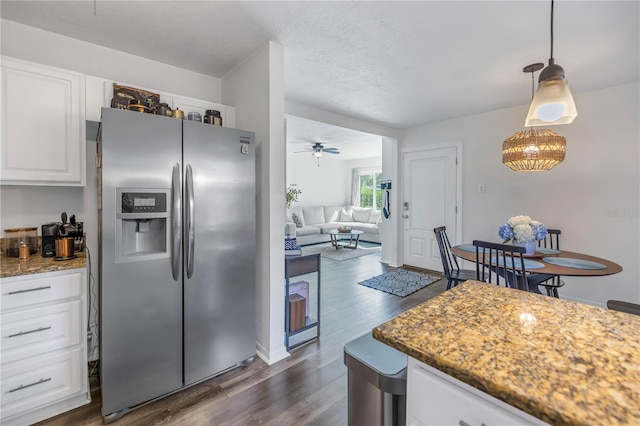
[{"x1": 285, "y1": 115, "x2": 386, "y2": 261}]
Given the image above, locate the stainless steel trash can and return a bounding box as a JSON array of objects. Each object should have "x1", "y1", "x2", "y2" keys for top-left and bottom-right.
[{"x1": 343, "y1": 333, "x2": 407, "y2": 426}]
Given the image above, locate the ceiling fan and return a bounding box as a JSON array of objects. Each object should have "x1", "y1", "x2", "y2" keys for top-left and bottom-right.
[{"x1": 294, "y1": 142, "x2": 340, "y2": 157}]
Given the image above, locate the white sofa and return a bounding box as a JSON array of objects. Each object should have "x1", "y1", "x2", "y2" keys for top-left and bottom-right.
[{"x1": 286, "y1": 205, "x2": 381, "y2": 246}]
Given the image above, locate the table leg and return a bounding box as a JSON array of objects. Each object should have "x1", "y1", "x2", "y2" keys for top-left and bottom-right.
[{"x1": 330, "y1": 234, "x2": 341, "y2": 250}]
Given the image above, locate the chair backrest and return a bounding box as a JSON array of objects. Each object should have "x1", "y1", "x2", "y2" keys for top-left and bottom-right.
[
  {"x1": 538, "y1": 229, "x2": 562, "y2": 287},
  {"x1": 538, "y1": 229, "x2": 561, "y2": 250},
  {"x1": 433, "y1": 226, "x2": 460, "y2": 277},
  {"x1": 473, "y1": 240, "x2": 529, "y2": 291}
]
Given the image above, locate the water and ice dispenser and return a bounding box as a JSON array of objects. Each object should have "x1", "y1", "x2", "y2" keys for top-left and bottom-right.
[{"x1": 116, "y1": 189, "x2": 171, "y2": 262}]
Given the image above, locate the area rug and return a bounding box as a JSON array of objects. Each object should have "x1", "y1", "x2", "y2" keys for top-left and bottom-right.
[
  {"x1": 358, "y1": 269, "x2": 441, "y2": 297},
  {"x1": 302, "y1": 245, "x2": 381, "y2": 261}
]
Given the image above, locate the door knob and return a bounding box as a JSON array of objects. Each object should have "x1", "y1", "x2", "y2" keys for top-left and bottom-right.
[{"x1": 403, "y1": 214, "x2": 409, "y2": 218}]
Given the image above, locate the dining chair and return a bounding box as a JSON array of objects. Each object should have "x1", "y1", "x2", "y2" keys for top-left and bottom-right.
[
  {"x1": 531, "y1": 229, "x2": 565, "y2": 297},
  {"x1": 607, "y1": 300, "x2": 640, "y2": 316},
  {"x1": 433, "y1": 227, "x2": 476, "y2": 290},
  {"x1": 472, "y1": 240, "x2": 529, "y2": 291}
]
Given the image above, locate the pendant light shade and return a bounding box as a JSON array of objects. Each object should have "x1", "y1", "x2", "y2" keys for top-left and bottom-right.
[
  {"x1": 524, "y1": 0, "x2": 577, "y2": 126},
  {"x1": 502, "y1": 129, "x2": 566, "y2": 171},
  {"x1": 525, "y1": 60, "x2": 577, "y2": 126}
]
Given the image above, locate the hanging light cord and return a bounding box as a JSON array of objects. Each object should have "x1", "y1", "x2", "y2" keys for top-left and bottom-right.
[{"x1": 550, "y1": 0, "x2": 555, "y2": 60}]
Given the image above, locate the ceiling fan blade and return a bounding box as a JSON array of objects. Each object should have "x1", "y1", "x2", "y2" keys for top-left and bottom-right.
[
  {"x1": 323, "y1": 150, "x2": 340, "y2": 154},
  {"x1": 294, "y1": 149, "x2": 312, "y2": 153}
]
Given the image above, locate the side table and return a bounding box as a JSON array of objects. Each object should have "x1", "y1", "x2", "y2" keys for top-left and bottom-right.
[{"x1": 285, "y1": 253, "x2": 321, "y2": 350}]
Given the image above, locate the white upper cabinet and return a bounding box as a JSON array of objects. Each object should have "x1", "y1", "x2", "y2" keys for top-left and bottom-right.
[{"x1": 1, "y1": 57, "x2": 86, "y2": 186}]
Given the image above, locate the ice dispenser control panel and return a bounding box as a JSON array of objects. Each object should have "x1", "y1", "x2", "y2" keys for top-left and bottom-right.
[{"x1": 121, "y1": 192, "x2": 167, "y2": 214}]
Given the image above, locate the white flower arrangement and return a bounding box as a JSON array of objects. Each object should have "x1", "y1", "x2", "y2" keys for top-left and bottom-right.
[{"x1": 499, "y1": 215, "x2": 547, "y2": 243}]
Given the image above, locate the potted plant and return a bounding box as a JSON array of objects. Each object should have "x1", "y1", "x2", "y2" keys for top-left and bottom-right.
[{"x1": 286, "y1": 184, "x2": 302, "y2": 209}]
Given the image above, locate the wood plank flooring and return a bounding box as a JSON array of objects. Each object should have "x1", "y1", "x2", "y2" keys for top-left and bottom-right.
[{"x1": 36, "y1": 248, "x2": 445, "y2": 426}]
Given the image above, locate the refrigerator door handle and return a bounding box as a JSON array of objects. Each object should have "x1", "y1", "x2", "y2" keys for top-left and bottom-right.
[
  {"x1": 171, "y1": 163, "x2": 182, "y2": 281},
  {"x1": 186, "y1": 164, "x2": 195, "y2": 279}
]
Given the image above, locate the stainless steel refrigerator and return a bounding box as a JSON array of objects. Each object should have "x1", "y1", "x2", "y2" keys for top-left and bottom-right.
[{"x1": 97, "y1": 107, "x2": 256, "y2": 421}]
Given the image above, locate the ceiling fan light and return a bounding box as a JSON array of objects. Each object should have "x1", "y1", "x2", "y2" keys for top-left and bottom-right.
[
  {"x1": 313, "y1": 151, "x2": 323, "y2": 158},
  {"x1": 525, "y1": 77, "x2": 577, "y2": 126}
]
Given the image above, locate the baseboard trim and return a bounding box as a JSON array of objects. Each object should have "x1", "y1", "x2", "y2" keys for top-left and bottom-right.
[{"x1": 256, "y1": 342, "x2": 290, "y2": 365}]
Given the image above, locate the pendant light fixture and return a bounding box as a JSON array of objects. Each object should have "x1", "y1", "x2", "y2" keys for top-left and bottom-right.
[
  {"x1": 503, "y1": 63, "x2": 566, "y2": 172},
  {"x1": 525, "y1": 0, "x2": 577, "y2": 126}
]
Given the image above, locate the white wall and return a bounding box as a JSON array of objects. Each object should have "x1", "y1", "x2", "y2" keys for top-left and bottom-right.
[
  {"x1": 1, "y1": 20, "x2": 221, "y2": 102},
  {"x1": 285, "y1": 100, "x2": 401, "y2": 141},
  {"x1": 380, "y1": 138, "x2": 400, "y2": 266},
  {"x1": 402, "y1": 83, "x2": 640, "y2": 307},
  {"x1": 222, "y1": 41, "x2": 288, "y2": 365},
  {"x1": 287, "y1": 154, "x2": 350, "y2": 206}
]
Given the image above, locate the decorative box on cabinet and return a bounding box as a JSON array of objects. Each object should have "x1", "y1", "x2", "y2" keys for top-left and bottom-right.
[
  {"x1": 284, "y1": 254, "x2": 320, "y2": 350},
  {"x1": 0, "y1": 268, "x2": 90, "y2": 425},
  {"x1": 407, "y1": 357, "x2": 546, "y2": 426},
  {"x1": 1, "y1": 56, "x2": 86, "y2": 186}
]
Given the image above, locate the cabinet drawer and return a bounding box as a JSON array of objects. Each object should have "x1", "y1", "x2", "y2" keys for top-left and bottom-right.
[
  {"x1": 1, "y1": 300, "x2": 81, "y2": 364},
  {"x1": 407, "y1": 358, "x2": 537, "y2": 426},
  {"x1": 1, "y1": 272, "x2": 82, "y2": 311},
  {"x1": 1, "y1": 348, "x2": 84, "y2": 420}
]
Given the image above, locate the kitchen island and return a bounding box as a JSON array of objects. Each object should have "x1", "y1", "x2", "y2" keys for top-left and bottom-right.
[{"x1": 373, "y1": 280, "x2": 639, "y2": 425}]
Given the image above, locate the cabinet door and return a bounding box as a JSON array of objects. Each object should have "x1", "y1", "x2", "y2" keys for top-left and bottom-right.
[
  {"x1": 1, "y1": 57, "x2": 86, "y2": 186},
  {"x1": 1, "y1": 271, "x2": 82, "y2": 312},
  {"x1": 1, "y1": 348, "x2": 84, "y2": 421},
  {"x1": 407, "y1": 358, "x2": 542, "y2": 426},
  {"x1": 1, "y1": 300, "x2": 82, "y2": 364}
]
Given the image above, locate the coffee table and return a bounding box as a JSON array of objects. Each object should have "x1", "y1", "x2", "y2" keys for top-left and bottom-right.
[{"x1": 327, "y1": 229, "x2": 364, "y2": 250}]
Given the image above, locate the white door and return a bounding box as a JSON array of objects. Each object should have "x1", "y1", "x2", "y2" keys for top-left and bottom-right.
[{"x1": 403, "y1": 146, "x2": 458, "y2": 271}]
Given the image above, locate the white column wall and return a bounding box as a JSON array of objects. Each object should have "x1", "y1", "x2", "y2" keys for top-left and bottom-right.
[
  {"x1": 402, "y1": 83, "x2": 639, "y2": 307},
  {"x1": 222, "y1": 41, "x2": 288, "y2": 365}
]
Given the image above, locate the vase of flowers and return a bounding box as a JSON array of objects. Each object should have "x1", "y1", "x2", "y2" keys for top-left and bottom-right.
[{"x1": 498, "y1": 215, "x2": 547, "y2": 255}]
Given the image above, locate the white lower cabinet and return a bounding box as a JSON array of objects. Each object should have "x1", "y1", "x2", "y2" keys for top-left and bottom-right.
[
  {"x1": 407, "y1": 358, "x2": 546, "y2": 426},
  {"x1": 0, "y1": 269, "x2": 90, "y2": 425}
]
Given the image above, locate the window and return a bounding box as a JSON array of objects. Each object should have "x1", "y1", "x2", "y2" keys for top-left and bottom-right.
[{"x1": 359, "y1": 172, "x2": 382, "y2": 209}]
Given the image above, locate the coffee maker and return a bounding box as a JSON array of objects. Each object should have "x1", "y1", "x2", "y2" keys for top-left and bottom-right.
[
  {"x1": 41, "y1": 223, "x2": 59, "y2": 257},
  {"x1": 41, "y1": 214, "x2": 84, "y2": 257}
]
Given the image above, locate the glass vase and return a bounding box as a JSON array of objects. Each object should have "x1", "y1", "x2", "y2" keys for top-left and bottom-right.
[{"x1": 513, "y1": 239, "x2": 536, "y2": 255}]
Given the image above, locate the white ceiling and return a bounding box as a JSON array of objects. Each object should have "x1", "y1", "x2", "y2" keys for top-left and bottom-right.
[{"x1": 2, "y1": 1, "x2": 638, "y2": 158}]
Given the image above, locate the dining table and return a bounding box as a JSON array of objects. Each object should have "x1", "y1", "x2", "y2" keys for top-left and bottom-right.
[{"x1": 450, "y1": 244, "x2": 623, "y2": 292}]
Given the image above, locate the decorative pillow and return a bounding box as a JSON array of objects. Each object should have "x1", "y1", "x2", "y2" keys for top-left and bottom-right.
[
  {"x1": 352, "y1": 207, "x2": 372, "y2": 223},
  {"x1": 340, "y1": 208, "x2": 354, "y2": 222},
  {"x1": 324, "y1": 206, "x2": 342, "y2": 223},
  {"x1": 289, "y1": 205, "x2": 305, "y2": 226},
  {"x1": 369, "y1": 210, "x2": 381, "y2": 224},
  {"x1": 292, "y1": 212, "x2": 304, "y2": 228}
]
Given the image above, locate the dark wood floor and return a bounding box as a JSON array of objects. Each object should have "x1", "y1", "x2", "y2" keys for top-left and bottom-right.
[{"x1": 37, "y1": 248, "x2": 445, "y2": 426}]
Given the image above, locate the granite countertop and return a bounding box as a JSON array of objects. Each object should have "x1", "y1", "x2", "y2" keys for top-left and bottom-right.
[
  {"x1": 373, "y1": 280, "x2": 640, "y2": 425},
  {"x1": 0, "y1": 252, "x2": 87, "y2": 278}
]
